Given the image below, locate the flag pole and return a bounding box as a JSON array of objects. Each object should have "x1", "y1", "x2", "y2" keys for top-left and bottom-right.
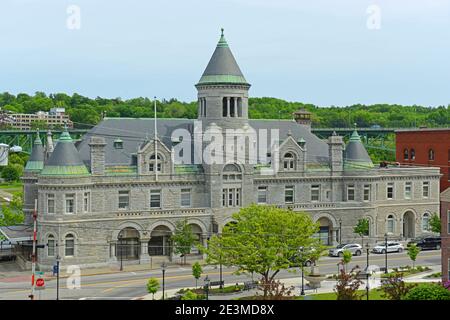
[{"x1": 154, "y1": 96, "x2": 158, "y2": 181}]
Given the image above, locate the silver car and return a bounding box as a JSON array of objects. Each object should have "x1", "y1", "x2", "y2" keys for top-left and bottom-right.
[
  {"x1": 328, "y1": 243, "x2": 362, "y2": 257},
  {"x1": 372, "y1": 241, "x2": 404, "y2": 254}
]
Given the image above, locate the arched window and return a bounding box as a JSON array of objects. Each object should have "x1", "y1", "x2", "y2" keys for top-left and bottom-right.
[
  {"x1": 422, "y1": 213, "x2": 430, "y2": 231},
  {"x1": 47, "y1": 234, "x2": 55, "y2": 257},
  {"x1": 403, "y1": 149, "x2": 409, "y2": 161},
  {"x1": 65, "y1": 234, "x2": 75, "y2": 257},
  {"x1": 149, "y1": 154, "x2": 162, "y2": 172},
  {"x1": 283, "y1": 152, "x2": 296, "y2": 171},
  {"x1": 428, "y1": 149, "x2": 435, "y2": 161},
  {"x1": 222, "y1": 164, "x2": 242, "y2": 180},
  {"x1": 387, "y1": 215, "x2": 395, "y2": 234},
  {"x1": 410, "y1": 149, "x2": 415, "y2": 160}
]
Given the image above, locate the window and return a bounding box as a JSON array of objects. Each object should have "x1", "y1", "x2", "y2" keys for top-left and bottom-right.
[
  {"x1": 283, "y1": 153, "x2": 295, "y2": 171},
  {"x1": 363, "y1": 185, "x2": 371, "y2": 202},
  {"x1": 311, "y1": 185, "x2": 320, "y2": 202},
  {"x1": 326, "y1": 190, "x2": 331, "y2": 200},
  {"x1": 387, "y1": 215, "x2": 395, "y2": 233},
  {"x1": 47, "y1": 235, "x2": 55, "y2": 257},
  {"x1": 428, "y1": 149, "x2": 435, "y2": 161},
  {"x1": 403, "y1": 149, "x2": 408, "y2": 160},
  {"x1": 347, "y1": 185, "x2": 355, "y2": 201},
  {"x1": 150, "y1": 190, "x2": 161, "y2": 208},
  {"x1": 285, "y1": 186, "x2": 294, "y2": 204},
  {"x1": 422, "y1": 213, "x2": 430, "y2": 231},
  {"x1": 222, "y1": 188, "x2": 241, "y2": 207},
  {"x1": 65, "y1": 194, "x2": 75, "y2": 214},
  {"x1": 387, "y1": 183, "x2": 394, "y2": 200},
  {"x1": 180, "y1": 189, "x2": 191, "y2": 207},
  {"x1": 422, "y1": 181, "x2": 430, "y2": 198},
  {"x1": 65, "y1": 234, "x2": 75, "y2": 257},
  {"x1": 410, "y1": 149, "x2": 415, "y2": 160},
  {"x1": 404, "y1": 182, "x2": 412, "y2": 200},
  {"x1": 223, "y1": 164, "x2": 242, "y2": 180},
  {"x1": 118, "y1": 191, "x2": 130, "y2": 210},
  {"x1": 149, "y1": 154, "x2": 162, "y2": 172},
  {"x1": 47, "y1": 194, "x2": 55, "y2": 214},
  {"x1": 83, "y1": 192, "x2": 90, "y2": 213},
  {"x1": 448, "y1": 211, "x2": 450, "y2": 234},
  {"x1": 257, "y1": 186, "x2": 268, "y2": 204}
]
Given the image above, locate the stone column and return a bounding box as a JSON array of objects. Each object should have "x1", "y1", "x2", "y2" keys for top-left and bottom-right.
[
  {"x1": 109, "y1": 241, "x2": 118, "y2": 262},
  {"x1": 227, "y1": 97, "x2": 230, "y2": 117},
  {"x1": 139, "y1": 239, "x2": 150, "y2": 264}
]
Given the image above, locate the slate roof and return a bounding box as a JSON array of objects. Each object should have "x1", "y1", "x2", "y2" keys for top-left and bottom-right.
[
  {"x1": 197, "y1": 29, "x2": 248, "y2": 86},
  {"x1": 24, "y1": 133, "x2": 44, "y2": 172},
  {"x1": 40, "y1": 129, "x2": 89, "y2": 176},
  {"x1": 77, "y1": 118, "x2": 330, "y2": 167},
  {"x1": 344, "y1": 130, "x2": 373, "y2": 168}
]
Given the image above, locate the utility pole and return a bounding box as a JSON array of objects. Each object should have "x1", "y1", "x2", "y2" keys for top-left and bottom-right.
[{"x1": 29, "y1": 199, "x2": 38, "y2": 300}]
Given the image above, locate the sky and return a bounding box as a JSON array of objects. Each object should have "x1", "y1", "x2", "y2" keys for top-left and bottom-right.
[{"x1": 0, "y1": 0, "x2": 449, "y2": 107}]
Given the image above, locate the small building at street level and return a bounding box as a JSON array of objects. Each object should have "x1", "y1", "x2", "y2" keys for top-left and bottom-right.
[{"x1": 23, "y1": 30, "x2": 440, "y2": 270}]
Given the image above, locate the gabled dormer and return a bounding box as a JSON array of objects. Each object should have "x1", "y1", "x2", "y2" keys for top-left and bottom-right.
[
  {"x1": 137, "y1": 138, "x2": 173, "y2": 176},
  {"x1": 278, "y1": 134, "x2": 306, "y2": 173}
]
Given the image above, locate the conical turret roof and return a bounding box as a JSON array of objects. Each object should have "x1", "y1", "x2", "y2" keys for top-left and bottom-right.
[
  {"x1": 40, "y1": 128, "x2": 89, "y2": 176},
  {"x1": 25, "y1": 132, "x2": 45, "y2": 172},
  {"x1": 344, "y1": 130, "x2": 373, "y2": 169},
  {"x1": 197, "y1": 29, "x2": 249, "y2": 86}
]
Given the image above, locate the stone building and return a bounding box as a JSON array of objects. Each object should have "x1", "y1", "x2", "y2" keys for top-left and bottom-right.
[{"x1": 23, "y1": 30, "x2": 440, "y2": 270}]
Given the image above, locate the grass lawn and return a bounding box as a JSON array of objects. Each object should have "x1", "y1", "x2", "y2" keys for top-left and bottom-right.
[
  {"x1": 295, "y1": 289, "x2": 387, "y2": 300},
  {"x1": 178, "y1": 284, "x2": 244, "y2": 295},
  {"x1": 0, "y1": 182, "x2": 22, "y2": 204}
]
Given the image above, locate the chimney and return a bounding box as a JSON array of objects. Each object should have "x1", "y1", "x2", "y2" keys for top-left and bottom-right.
[
  {"x1": 45, "y1": 130, "x2": 54, "y2": 160},
  {"x1": 89, "y1": 136, "x2": 106, "y2": 175},
  {"x1": 327, "y1": 132, "x2": 344, "y2": 174}
]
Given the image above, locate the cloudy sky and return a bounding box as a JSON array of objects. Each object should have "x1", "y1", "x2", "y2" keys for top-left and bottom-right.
[{"x1": 0, "y1": 0, "x2": 449, "y2": 106}]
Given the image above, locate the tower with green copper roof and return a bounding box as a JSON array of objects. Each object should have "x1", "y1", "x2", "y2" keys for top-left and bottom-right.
[
  {"x1": 40, "y1": 127, "x2": 90, "y2": 176},
  {"x1": 196, "y1": 28, "x2": 251, "y2": 129},
  {"x1": 24, "y1": 131, "x2": 45, "y2": 172},
  {"x1": 344, "y1": 130, "x2": 374, "y2": 169}
]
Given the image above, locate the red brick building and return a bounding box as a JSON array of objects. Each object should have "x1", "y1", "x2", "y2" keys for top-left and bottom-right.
[
  {"x1": 441, "y1": 188, "x2": 450, "y2": 283},
  {"x1": 396, "y1": 128, "x2": 450, "y2": 192},
  {"x1": 396, "y1": 128, "x2": 450, "y2": 283}
]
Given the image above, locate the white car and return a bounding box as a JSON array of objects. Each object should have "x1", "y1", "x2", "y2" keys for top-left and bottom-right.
[
  {"x1": 372, "y1": 241, "x2": 404, "y2": 254},
  {"x1": 328, "y1": 243, "x2": 363, "y2": 257}
]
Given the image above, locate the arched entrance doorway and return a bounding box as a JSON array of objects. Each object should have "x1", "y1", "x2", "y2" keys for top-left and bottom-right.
[
  {"x1": 317, "y1": 217, "x2": 333, "y2": 245},
  {"x1": 403, "y1": 211, "x2": 415, "y2": 239},
  {"x1": 148, "y1": 225, "x2": 172, "y2": 256},
  {"x1": 188, "y1": 224, "x2": 203, "y2": 254},
  {"x1": 117, "y1": 227, "x2": 140, "y2": 260}
]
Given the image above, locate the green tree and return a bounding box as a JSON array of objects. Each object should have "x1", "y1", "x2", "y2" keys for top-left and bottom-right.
[
  {"x1": 192, "y1": 262, "x2": 203, "y2": 288},
  {"x1": 202, "y1": 204, "x2": 319, "y2": 298},
  {"x1": 429, "y1": 213, "x2": 441, "y2": 234},
  {"x1": 353, "y1": 218, "x2": 369, "y2": 247},
  {"x1": 171, "y1": 220, "x2": 197, "y2": 265},
  {"x1": 146, "y1": 278, "x2": 160, "y2": 300},
  {"x1": 404, "y1": 283, "x2": 450, "y2": 300},
  {"x1": 341, "y1": 250, "x2": 353, "y2": 272},
  {"x1": 0, "y1": 193, "x2": 24, "y2": 227},
  {"x1": 1, "y1": 164, "x2": 23, "y2": 182},
  {"x1": 407, "y1": 244, "x2": 420, "y2": 269}
]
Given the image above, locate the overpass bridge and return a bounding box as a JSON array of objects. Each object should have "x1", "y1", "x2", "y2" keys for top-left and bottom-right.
[{"x1": 0, "y1": 127, "x2": 397, "y2": 154}]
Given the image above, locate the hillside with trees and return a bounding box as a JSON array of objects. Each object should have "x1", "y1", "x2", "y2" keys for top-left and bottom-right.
[{"x1": 0, "y1": 92, "x2": 448, "y2": 129}]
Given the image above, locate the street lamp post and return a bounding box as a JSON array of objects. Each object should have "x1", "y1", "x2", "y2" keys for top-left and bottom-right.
[
  {"x1": 56, "y1": 255, "x2": 60, "y2": 300},
  {"x1": 299, "y1": 246, "x2": 305, "y2": 296},
  {"x1": 118, "y1": 234, "x2": 123, "y2": 271},
  {"x1": 384, "y1": 233, "x2": 388, "y2": 274},
  {"x1": 338, "y1": 218, "x2": 342, "y2": 244},
  {"x1": 365, "y1": 243, "x2": 370, "y2": 301},
  {"x1": 204, "y1": 276, "x2": 210, "y2": 300},
  {"x1": 161, "y1": 262, "x2": 167, "y2": 300}
]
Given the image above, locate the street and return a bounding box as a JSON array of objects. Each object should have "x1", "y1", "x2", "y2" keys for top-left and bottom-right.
[{"x1": 0, "y1": 250, "x2": 441, "y2": 300}]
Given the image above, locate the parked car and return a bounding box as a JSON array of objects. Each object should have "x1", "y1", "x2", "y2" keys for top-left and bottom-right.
[
  {"x1": 407, "y1": 236, "x2": 441, "y2": 250},
  {"x1": 328, "y1": 243, "x2": 362, "y2": 257},
  {"x1": 372, "y1": 241, "x2": 404, "y2": 254}
]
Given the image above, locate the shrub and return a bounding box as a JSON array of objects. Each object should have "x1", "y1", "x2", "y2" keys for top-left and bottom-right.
[
  {"x1": 380, "y1": 272, "x2": 416, "y2": 300},
  {"x1": 334, "y1": 266, "x2": 363, "y2": 300},
  {"x1": 146, "y1": 278, "x2": 160, "y2": 299},
  {"x1": 181, "y1": 290, "x2": 200, "y2": 300},
  {"x1": 1, "y1": 164, "x2": 23, "y2": 182},
  {"x1": 404, "y1": 283, "x2": 450, "y2": 300}
]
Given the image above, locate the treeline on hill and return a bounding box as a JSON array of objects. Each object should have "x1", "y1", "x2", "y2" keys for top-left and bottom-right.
[{"x1": 0, "y1": 92, "x2": 449, "y2": 129}]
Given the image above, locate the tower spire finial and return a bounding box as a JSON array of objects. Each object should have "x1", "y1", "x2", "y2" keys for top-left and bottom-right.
[{"x1": 221, "y1": 28, "x2": 224, "y2": 36}]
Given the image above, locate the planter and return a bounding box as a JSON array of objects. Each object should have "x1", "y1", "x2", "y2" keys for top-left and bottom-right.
[{"x1": 305, "y1": 266, "x2": 327, "y2": 289}]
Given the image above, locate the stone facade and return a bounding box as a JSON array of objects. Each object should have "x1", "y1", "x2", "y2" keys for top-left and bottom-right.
[{"x1": 22, "y1": 31, "x2": 441, "y2": 271}]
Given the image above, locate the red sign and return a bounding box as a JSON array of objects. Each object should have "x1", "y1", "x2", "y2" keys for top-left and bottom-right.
[{"x1": 36, "y1": 278, "x2": 45, "y2": 287}]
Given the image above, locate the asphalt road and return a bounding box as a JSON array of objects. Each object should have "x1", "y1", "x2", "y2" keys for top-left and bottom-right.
[{"x1": 0, "y1": 250, "x2": 441, "y2": 300}]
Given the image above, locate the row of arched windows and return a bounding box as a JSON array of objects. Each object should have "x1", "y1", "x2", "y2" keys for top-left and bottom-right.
[
  {"x1": 386, "y1": 212, "x2": 432, "y2": 233},
  {"x1": 47, "y1": 234, "x2": 75, "y2": 257},
  {"x1": 403, "y1": 148, "x2": 435, "y2": 161}
]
